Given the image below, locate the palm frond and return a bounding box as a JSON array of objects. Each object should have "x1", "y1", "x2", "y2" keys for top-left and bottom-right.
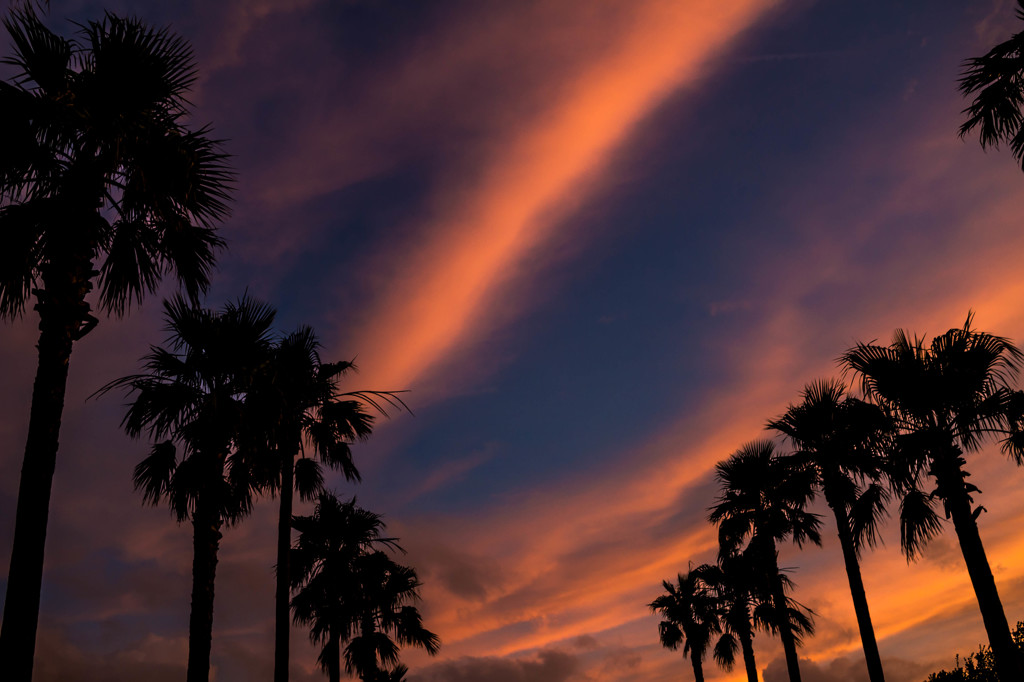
[
  {"x1": 849, "y1": 482, "x2": 890, "y2": 553},
  {"x1": 899, "y1": 487, "x2": 944, "y2": 560},
  {"x1": 294, "y1": 457, "x2": 325, "y2": 502},
  {"x1": 712, "y1": 632, "x2": 738, "y2": 669},
  {"x1": 3, "y1": 7, "x2": 72, "y2": 92},
  {"x1": 132, "y1": 440, "x2": 177, "y2": 506},
  {"x1": 959, "y1": 10, "x2": 1024, "y2": 168},
  {"x1": 0, "y1": 201, "x2": 47, "y2": 317}
]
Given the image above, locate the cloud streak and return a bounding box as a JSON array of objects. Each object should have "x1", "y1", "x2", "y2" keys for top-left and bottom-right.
[{"x1": 338, "y1": 0, "x2": 778, "y2": 393}]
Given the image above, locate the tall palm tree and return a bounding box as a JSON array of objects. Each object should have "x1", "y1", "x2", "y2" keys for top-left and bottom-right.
[
  {"x1": 649, "y1": 569, "x2": 719, "y2": 682},
  {"x1": 291, "y1": 492, "x2": 440, "y2": 682},
  {"x1": 100, "y1": 296, "x2": 275, "y2": 682},
  {"x1": 708, "y1": 440, "x2": 821, "y2": 682},
  {"x1": 842, "y1": 315, "x2": 1024, "y2": 681},
  {"x1": 959, "y1": 0, "x2": 1024, "y2": 170},
  {"x1": 767, "y1": 379, "x2": 892, "y2": 682},
  {"x1": 0, "y1": 10, "x2": 230, "y2": 676},
  {"x1": 247, "y1": 327, "x2": 404, "y2": 682}
]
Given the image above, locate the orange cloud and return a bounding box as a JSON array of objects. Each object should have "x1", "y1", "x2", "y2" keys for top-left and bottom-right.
[{"x1": 337, "y1": 0, "x2": 779, "y2": 393}]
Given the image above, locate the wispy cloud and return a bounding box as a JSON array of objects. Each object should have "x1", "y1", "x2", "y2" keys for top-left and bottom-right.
[{"x1": 335, "y1": 0, "x2": 778, "y2": 393}]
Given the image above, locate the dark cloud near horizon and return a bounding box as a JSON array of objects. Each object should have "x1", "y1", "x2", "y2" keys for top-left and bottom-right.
[
  {"x1": 408, "y1": 650, "x2": 580, "y2": 682},
  {"x1": 32, "y1": 626, "x2": 185, "y2": 682},
  {"x1": 763, "y1": 654, "x2": 939, "y2": 682}
]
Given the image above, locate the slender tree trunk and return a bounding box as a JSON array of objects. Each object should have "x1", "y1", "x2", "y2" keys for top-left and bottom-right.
[
  {"x1": 766, "y1": 547, "x2": 802, "y2": 682},
  {"x1": 275, "y1": 455, "x2": 295, "y2": 682},
  {"x1": 934, "y1": 457, "x2": 1023, "y2": 682},
  {"x1": 737, "y1": 616, "x2": 758, "y2": 682},
  {"x1": 328, "y1": 629, "x2": 341, "y2": 682},
  {"x1": 187, "y1": 499, "x2": 224, "y2": 682},
  {"x1": 828, "y1": 496, "x2": 885, "y2": 682},
  {"x1": 690, "y1": 650, "x2": 705, "y2": 682},
  {"x1": 0, "y1": 261, "x2": 95, "y2": 682}
]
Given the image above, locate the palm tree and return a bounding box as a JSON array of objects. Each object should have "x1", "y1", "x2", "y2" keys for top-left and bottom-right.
[
  {"x1": 708, "y1": 440, "x2": 821, "y2": 682},
  {"x1": 693, "y1": 552, "x2": 766, "y2": 682},
  {"x1": 649, "y1": 569, "x2": 719, "y2": 682},
  {"x1": 0, "y1": 10, "x2": 230, "y2": 676},
  {"x1": 767, "y1": 379, "x2": 892, "y2": 682},
  {"x1": 842, "y1": 315, "x2": 1024, "y2": 681},
  {"x1": 291, "y1": 492, "x2": 440, "y2": 682},
  {"x1": 100, "y1": 296, "x2": 275, "y2": 682},
  {"x1": 247, "y1": 327, "x2": 405, "y2": 682},
  {"x1": 959, "y1": 0, "x2": 1024, "y2": 170}
]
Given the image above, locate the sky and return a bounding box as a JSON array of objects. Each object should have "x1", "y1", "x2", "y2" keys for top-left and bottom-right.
[{"x1": 2, "y1": 1, "x2": 1024, "y2": 681}]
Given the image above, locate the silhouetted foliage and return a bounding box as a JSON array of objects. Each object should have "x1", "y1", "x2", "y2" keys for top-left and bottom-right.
[
  {"x1": 102, "y1": 296, "x2": 275, "y2": 682},
  {"x1": 0, "y1": 8, "x2": 231, "y2": 678},
  {"x1": 291, "y1": 492, "x2": 440, "y2": 682},
  {"x1": 925, "y1": 622, "x2": 1024, "y2": 681},
  {"x1": 842, "y1": 314, "x2": 1024, "y2": 682},
  {"x1": 960, "y1": 1, "x2": 1024, "y2": 170}
]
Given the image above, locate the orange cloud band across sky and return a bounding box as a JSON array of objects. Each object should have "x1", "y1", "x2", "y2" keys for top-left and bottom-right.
[{"x1": 340, "y1": 0, "x2": 779, "y2": 393}]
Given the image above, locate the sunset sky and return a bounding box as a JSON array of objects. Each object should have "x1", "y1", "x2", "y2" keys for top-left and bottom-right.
[{"x1": 3, "y1": 1, "x2": 1024, "y2": 681}]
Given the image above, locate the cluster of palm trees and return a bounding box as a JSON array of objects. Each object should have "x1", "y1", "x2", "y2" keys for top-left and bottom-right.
[
  {"x1": 651, "y1": 316, "x2": 1024, "y2": 682},
  {"x1": 650, "y1": 6, "x2": 1024, "y2": 679},
  {"x1": 100, "y1": 295, "x2": 440, "y2": 682},
  {"x1": 0, "y1": 8, "x2": 437, "y2": 682}
]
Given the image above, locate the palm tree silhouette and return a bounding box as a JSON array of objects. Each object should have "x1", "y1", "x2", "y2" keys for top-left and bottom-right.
[
  {"x1": 767, "y1": 378, "x2": 892, "y2": 682},
  {"x1": 649, "y1": 569, "x2": 719, "y2": 682},
  {"x1": 0, "y1": 10, "x2": 230, "y2": 676},
  {"x1": 693, "y1": 553, "x2": 762, "y2": 682},
  {"x1": 842, "y1": 315, "x2": 1024, "y2": 681},
  {"x1": 101, "y1": 296, "x2": 275, "y2": 682},
  {"x1": 291, "y1": 492, "x2": 440, "y2": 682},
  {"x1": 245, "y1": 327, "x2": 405, "y2": 682},
  {"x1": 708, "y1": 440, "x2": 821, "y2": 682},
  {"x1": 691, "y1": 564, "x2": 753, "y2": 681},
  {"x1": 959, "y1": 0, "x2": 1024, "y2": 169}
]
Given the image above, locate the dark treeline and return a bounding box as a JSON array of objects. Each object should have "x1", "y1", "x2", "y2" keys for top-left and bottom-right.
[
  {"x1": 651, "y1": 3, "x2": 1024, "y2": 680},
  {"x1": 0, "y1": 6, "x2": 438, "y2": 682}
]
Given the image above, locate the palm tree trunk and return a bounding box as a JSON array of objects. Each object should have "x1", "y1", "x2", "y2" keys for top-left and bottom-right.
[
  {"x1": 187, "y1": 499, "x2": 224, "y2": 682},
  {"x1": 329, "y1": 631, "x2": 341, "y2": 682},
  {"x1": 828, "y1": 498, "x2": 885, "y2": 682},
  {"x1": 0, "y1": 269, "x2": 94, "y2": 682},
  {"x1": 934, "y1": 458, "x2": 1023, "y2": 681},
  {"x1": 690, "y1": 650, "x2": 705, "y2": 682},
  {"x1": 766, "y1": 548, "x2": 802, "y2": 682},
  {"x1": 275, "y1": 454, "x2": 295, "y2": 682},
  {"x1": 737, "y1": 616, "x2": 758, "y2": 682}
]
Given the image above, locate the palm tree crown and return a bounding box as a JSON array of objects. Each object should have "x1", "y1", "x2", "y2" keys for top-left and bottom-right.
[
  {"x1": 708, "y1": 440, "x2": 820, "y2": 682},
  {"x1": 0, "y1": 8, "x2": 231, "y2": 317},
  {"x1": 959, "y1": 0, "x2": 1024, "y2": 170}
]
